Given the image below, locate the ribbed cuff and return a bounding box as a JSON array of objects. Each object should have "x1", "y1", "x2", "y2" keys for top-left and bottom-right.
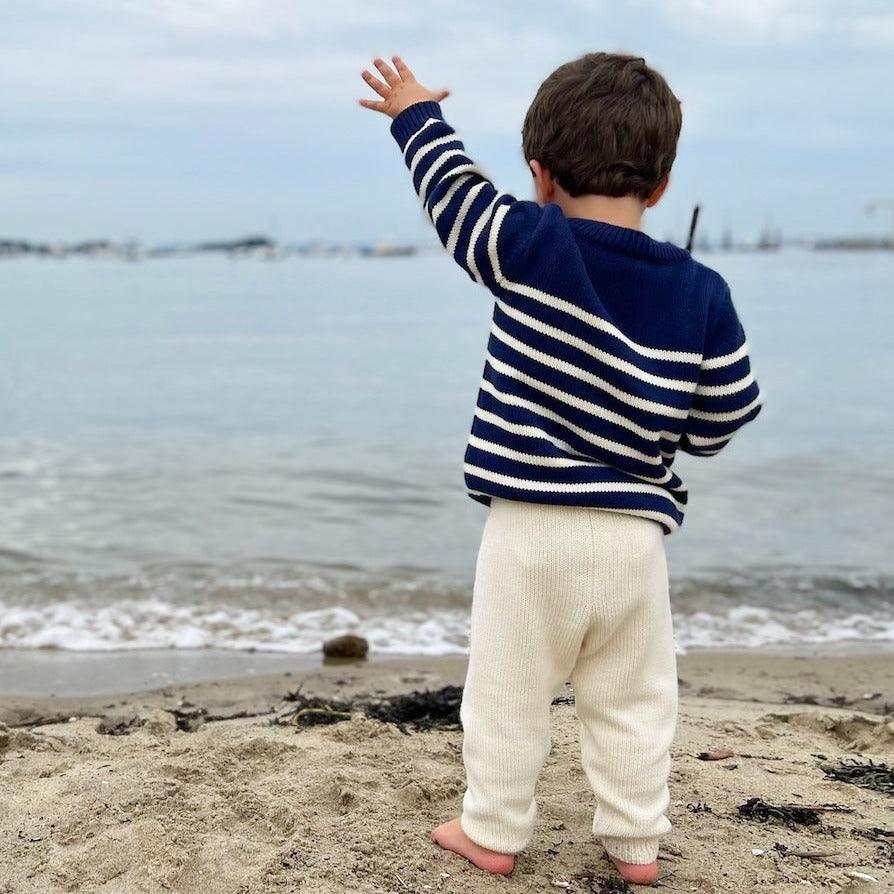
[
  {"x1": 460, "y1": 811, "x2": 527, "y2": 856},
  {"x1": 389, "y1": 100, "x2": 444, "y2": 149},
  {"x1": 601, "y1": 835, "x2": 661, "y2": 865}
]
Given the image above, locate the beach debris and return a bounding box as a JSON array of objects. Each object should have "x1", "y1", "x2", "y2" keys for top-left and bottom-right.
[
  {"x1": 851, "y1": 826, "x2": 894, "y2": 843},
  {"x1": 772, "y1": 843, "x2": 842, "y2": 863},
  {"x1": 278, "y1": 689, "x2": 354, "y2": 726},
  {"x1": 363, "y1": 686, "x2": 463, "y2": 732},
  {"x1": 96, "y1": 714, "x2": 144, "y2": 736},
  {"x1": 723, "y1": 763, "x2": 739, "y2": 770},
  {"x1": 844, "y1": 870, "x2": 878, "y2": 883},
  {"x1": 752, "y1": 848, "x2": 765, "y2": 856},
  {"x1": 697, "y1": 748, "x2": 736, "y2": 761},
  {"x1": 169, "y1": 701, "x2": 208, "y2": 732},
  {"x1": 821, "y1": 758, "x2": 894, "y2": 795},
  {"x1": 686, "y1": 802, "x2": 713, "y2": 813},
  {"x1": 570, "y1": 869, "x2": 631, "y2": 893},
  {"x1": 737, "y1": 798, "x2": 822, "y2": 828},
  {"x1": 276, "y1": 685, "x2": 463, "y2": 732},
  {"x1": 322, "y1": 634, "x2": 369, "y2": 660},
  {"x1": 552, "y1": 693, "x2": 576, "y2": 706}
]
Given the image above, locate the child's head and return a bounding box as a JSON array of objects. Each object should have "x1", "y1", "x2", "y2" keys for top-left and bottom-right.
[{"x1": 522, "y1": 53, "x2": 681, "y2": 209}]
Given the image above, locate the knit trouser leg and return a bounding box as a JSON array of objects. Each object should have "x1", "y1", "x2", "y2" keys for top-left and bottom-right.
[
  {"x1": 570, "y1": 513, "x2": 678, "y2": 865},
  {"x1": 459, "y1": 499, "x2": 592, "y2": 854}
]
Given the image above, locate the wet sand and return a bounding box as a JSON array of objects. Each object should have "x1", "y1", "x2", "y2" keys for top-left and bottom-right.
[{"x1": 2, "y1": 649, "x2": 892, "y2": 892}]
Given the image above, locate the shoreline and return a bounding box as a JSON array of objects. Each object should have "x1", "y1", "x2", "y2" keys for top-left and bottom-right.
[
  {"x1": 1, "y1": 640, "x2": 893, "y2": 700},
  {"x1": 2, "y1": 647, "x2": 892, "y2": 728}
]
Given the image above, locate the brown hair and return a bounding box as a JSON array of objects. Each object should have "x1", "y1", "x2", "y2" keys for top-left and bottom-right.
[{"x1": 522, "y1": 53, "x2": 682, "y2": 201}]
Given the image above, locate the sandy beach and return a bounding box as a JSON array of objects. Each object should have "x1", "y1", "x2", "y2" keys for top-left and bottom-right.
[{"x1": 1, "y1": 649, "x2": 892, "y2": 893}]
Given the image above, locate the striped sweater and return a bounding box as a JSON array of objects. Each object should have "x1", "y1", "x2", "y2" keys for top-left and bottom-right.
[{"x1": 389, "y1": 101, "x2": 763, "y2": 533}]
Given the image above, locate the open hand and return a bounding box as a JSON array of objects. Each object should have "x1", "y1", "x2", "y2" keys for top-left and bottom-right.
[{"x1": 358, "y1": 55, "x2": 450, "y2": 118}]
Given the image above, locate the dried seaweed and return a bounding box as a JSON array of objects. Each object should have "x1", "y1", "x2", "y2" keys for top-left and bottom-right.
[
  {"x1": 169, "y1": 703, "x2": 208, "y2": 732},
  {"x1": 275, "y1": 685, "x2": 463, "y2": 732},
  {"x1": 362, "y1": 686, "x2": 463, "y2": 732},
  {"x1": 277, "y1": 690, "x2": 354, "y2": 727},
  {"x1": 736, "y1": 798, "x2": 821, "y2": 828},
  {"x1": 570, "y1": 869, "x2": 631, "y2": 893},
  {"x1": 96, "y1": 714, "x2": 144, "y2": 736},
  {"x1": 821, "y1": 758, "x2": 894, "y2": 795}
]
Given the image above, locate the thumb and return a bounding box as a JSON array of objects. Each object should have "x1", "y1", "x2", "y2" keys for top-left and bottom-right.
[{"x1": 433, "y1": 88, "x2": 450, "y2": 101}]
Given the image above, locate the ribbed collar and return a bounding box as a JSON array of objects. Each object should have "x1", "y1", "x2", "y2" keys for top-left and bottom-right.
[{"x1": 567, "y1": 216, "x2": 689, "y2": 264}]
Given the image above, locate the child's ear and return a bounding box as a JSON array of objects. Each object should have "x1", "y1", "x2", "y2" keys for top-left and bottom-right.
[
  {"x1": 528, "y1": 159, "x2": 554, "y2": 206},
  {"x1": 645, "y1": 175, "x2": 669, "y2": 208}
]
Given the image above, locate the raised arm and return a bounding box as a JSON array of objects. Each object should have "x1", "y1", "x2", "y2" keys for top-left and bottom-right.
[
  {"x1": 359, "y1": 55, "x2": 542, "y2": 293},
  {"x1": 679, "y1": 283, "x2": 763, "y2": 456}
]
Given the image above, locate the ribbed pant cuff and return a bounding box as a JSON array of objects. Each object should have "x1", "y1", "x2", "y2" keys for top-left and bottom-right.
[
  {"x1": 601, "y1": 835, "x2": 661, "y2": 864},
  {"x1": 460, "y1": 812, "x2": 526, "y2": 856}
]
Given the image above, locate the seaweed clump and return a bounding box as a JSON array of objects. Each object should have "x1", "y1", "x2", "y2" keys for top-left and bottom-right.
[
  {"x1": 276, "y1": 685, "x2": 463, "y2": 733},
  {"x1": 363, "y1": 686, "x2": 463, "y2": 733},
  {"x1": 821, "y1": 758, "x2": 894, "y2": 795},
  {"x1": 737, "y1": 798, "x2": 821, "y2": 828}
]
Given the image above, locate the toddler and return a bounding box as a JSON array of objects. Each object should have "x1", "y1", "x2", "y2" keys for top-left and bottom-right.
[{"x1": 358, "y1": 52, "x2": 762, "y2": 885}]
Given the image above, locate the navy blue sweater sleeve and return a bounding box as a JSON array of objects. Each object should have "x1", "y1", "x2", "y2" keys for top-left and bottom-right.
[
  {"x1": 389, "y1": 100, "x2": 543, "y2": 294},
  {"x1": 679, "y1": 282, "x2": 763, "y2": 457}
]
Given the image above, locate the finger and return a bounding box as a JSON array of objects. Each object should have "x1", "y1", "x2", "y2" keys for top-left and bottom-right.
[
  {"x1": 372, "y1": 56, "x2": 400, "y2": 87},
  {"x1": 391, "y1": 55, "x2": 415, "y2": 82},
  {"x1": 361, "y1": 69, "x2": 390, "y2": 98},
  {"x1": 433, "y1": 88, "x2": 450, "y2": 101},
  {"x1": 358, "y1": 98, "x2": 388, "y2": 113}
]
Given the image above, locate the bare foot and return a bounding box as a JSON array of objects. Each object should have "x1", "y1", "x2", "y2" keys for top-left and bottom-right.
[
  {"x1": 609, "y1": 855, "x2": 659, "y2": 885},
  {"x1": 431, "y1": 817, "x2": 515, "y2": 875}
]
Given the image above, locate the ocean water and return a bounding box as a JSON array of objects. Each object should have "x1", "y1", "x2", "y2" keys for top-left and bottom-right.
[{"x1": 1, "y1": 249, "x2": 892, "y2": 656}]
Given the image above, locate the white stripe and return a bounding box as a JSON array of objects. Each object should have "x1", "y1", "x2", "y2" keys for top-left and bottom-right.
[
  {"x1": 466, "y1": 194, "x2": 504, "y2": 283},
  {"x1": 492, "y1": 273, "x2": 701, "y2": 365},
  {"x1": 496, "y1": 298, "x2": 698, "y2": 393},
  {"x1": 430, "y1": 174, "x2": 473, "y2": 225},
  {"x1": 474, "y1": 407, "x2": 675, "y2": 487},
  {"x1": 688, "y1": 393, "x2": 762, "y2": 422},
  {"x1": 446, "y1": 181, "x2": 489, "y2": 256},
  {"x1": 485, "y1": 354, "x2": 685, "y2": 447},
  {"x1": 479, "y1": 375, "x2": 672, "y2": 472},
  {"x1": 487, "y1": 202, "x2": 511, "y2": 284},
  {"x1": 401, "y1": 118, "x2": 440, "y2": 159},
  {"x1": 468, "y1": 435, "x2": 586, "y2": 468},
  {"x1": 463, "y1": 463, "x2": 685, "y2": 513},
  {"x1": 702, "y1": 341, "x2": 750, "y2": 370},
  {"x1": 408, "y1": 134, "x2": 460, "y2": 178},
  {"x1": 491, "y1": 322, "x2": 689, "y2": 419},
  {"x1": 427, "y1": 164, "x2": 490, "y2": 217},
  {"x1": 467, "y1": 438, "x2": 685, "y2": 511},
  {"x1": 685, "y1": 433, "x2": 733, "y2": 448},
  {"x1": 418, "y1": 149, "x2": 468, "y2": 204},
  {"x1": 474, "y1": 408, "x2": 588, "y2": 460},
  {"x1": 695, "y1": 371, "x2": 755, "y2": 397}
]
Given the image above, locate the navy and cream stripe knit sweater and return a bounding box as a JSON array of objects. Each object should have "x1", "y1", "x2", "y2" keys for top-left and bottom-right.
[{"x1": 389, "y1": 101, "x2": 763, "y2": 534}]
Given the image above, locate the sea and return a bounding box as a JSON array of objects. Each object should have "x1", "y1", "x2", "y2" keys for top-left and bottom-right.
[{"x1": 2, "y1": 248, "x2": 892, "y2": 668}]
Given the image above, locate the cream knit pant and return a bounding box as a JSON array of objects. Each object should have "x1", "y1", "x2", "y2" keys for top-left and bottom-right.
[{"x1": 459, "y1": 498, "x2": 678, "y2": 865}]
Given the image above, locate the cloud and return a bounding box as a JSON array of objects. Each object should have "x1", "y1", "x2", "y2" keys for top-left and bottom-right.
[{"x1": 2, "y1": 0, "x2": 892, "y2": 239}]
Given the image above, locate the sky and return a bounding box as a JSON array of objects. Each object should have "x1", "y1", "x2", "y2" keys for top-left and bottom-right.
[{"x1": 3, "y1": 0, "x2": 893, "y2": 245}]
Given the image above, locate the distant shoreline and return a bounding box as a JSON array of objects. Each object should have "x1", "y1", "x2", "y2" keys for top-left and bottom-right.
[{"x1": 2, "y1": 235, "x2": 891, "y2": 261}]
